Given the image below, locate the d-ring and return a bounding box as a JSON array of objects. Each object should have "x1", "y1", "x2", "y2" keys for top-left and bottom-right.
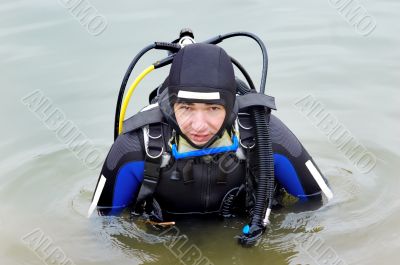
[
  {"x1": 145, "y1": 126, "x2": 162, "y2": 139},
  {"x1": 239, "y1": 138, "x2": 255, "y2": 149},
  {"x1": 145, "y1": 146, "x2": 164, "y2": 159},
  {"x1": 237, "y1": 113, "x2": 253, "y2": 130},
  {"x1": 143, "y1": 126, "x2": 163, "y2": 159}
]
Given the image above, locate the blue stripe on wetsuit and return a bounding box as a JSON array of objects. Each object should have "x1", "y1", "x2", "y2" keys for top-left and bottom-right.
[
  {"x1": 273, "y1": 154, "x2": 307, "y2": 201},
  {"x1": 110, "y1": 161, "x2": 145, "y2": 214}
]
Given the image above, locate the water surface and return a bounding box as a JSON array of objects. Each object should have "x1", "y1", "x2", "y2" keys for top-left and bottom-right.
[{"x1": 1, "y1": 0, "x2": 399, "y2": 264}]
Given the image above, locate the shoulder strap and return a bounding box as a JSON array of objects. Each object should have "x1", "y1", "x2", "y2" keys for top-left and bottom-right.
[
  {"x1": 122, "y1": 104, "x2": 165, "y2": 134},
  {"x1": 236, "y1": 112, "x2": 256, "y2": 150},
  {"x1": 235, "y1": 92, "x2": 276, "y2": 150},
  {"x1": 134, "y1": 122, "x2": 171, "y2": 217},
  {"x1": 237, "y1": 93, "x2": 277, "y2": 111}
]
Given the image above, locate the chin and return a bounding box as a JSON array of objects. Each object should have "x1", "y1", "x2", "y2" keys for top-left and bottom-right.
[{"x1": 190, "y1": 139, "x2": 208, "y2": 146}]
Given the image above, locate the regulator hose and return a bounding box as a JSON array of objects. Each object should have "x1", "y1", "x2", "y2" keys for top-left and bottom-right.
[
  {"x1": 238, "y1": 105, "x2": 275, "y2": 246},
  {"x1": 237, "y1": 76, "x2": 275, "y2": 245},
  {"x1": 213, "y1": 32, "x2": 274, "y2": 246},
  {"x1": 114, "y1": 42, "x2": 180, "y2": 140},
  {"x1": 203, "y1": 31, "x2": 268, "y2": 94}
]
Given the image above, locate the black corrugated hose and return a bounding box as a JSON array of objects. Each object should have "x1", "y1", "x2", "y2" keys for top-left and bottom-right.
[{"x1": 236, "y1": 79, "x2": 275, "y2": 246}]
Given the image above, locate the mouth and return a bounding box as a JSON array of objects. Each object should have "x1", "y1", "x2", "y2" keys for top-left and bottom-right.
[{"x1": 190, "y1": 133, "x2": 212, "y2": 143}]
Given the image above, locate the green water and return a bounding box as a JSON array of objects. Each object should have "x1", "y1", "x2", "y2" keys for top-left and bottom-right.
[{"x1": 1, "y1": 0, "x2": 399, "y2": 264}]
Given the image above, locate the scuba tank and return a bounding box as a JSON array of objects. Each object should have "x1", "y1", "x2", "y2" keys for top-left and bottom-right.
[{"x1": 114, "y1": 28, "x2": 275, "y2": 247}]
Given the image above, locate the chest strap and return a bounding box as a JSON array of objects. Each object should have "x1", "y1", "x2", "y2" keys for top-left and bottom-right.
[{"x1": 134, "y1": 123, "x2": 167, "y2": 215}]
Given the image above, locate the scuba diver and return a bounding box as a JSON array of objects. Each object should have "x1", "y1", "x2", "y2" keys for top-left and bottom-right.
[{"x1": 88, "y1": 29, "x2": 333, "y2": 246}]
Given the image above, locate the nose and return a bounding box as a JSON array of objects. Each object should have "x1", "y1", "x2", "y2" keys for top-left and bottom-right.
[{"x1": 191, "y1": 112, "x2": 208, "y2": 133}]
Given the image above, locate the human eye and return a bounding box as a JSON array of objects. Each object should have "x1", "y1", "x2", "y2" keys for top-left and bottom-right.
[
  {"x1": 181, "y1": 105, "x2": 190, "y2": 110},
  {"x1": 178, "y1": 104, "x2": 192, "y2": 112},
  {"x1": 209, "y1": 105, "x2": 222, "y2": 111}
]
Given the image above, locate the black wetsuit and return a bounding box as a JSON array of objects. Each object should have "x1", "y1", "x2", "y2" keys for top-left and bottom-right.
[{"x1": 94, "y1": 113, "x2": 327, "y2": 216}]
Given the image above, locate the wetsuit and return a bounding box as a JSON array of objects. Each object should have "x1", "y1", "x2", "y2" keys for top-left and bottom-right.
[{"x1": 93, "y1": 113, "x2": 328, "y2": 216}]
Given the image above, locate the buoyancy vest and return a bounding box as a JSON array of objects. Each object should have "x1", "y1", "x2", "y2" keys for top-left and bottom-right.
[
  {"x1": 122, "y1": 92, "x2": 277, "y2": 217},
  {"x1": 155, "y1": 149, "x2": 246, "y2": 214}
]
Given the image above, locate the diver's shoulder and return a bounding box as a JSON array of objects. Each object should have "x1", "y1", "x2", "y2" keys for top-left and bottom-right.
[
  {"x1": 104, "y1": 130, "x2": 145, "y2": 172},
  {"x1": 122, "y1": 103, "x2": 164, "y2": 134},
  {"x1": 112, "y1": 130, "x2": 144, "y2": 154}
]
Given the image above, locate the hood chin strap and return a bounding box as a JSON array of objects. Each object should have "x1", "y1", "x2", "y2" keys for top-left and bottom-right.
[{"x1": 172, "y1": 130, "x2": 238, "y2": 160}]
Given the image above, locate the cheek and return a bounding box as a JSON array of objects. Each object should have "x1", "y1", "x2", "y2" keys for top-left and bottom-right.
[
  {"x1": 176, "y1": 113, "x2": 192, "y2": 132},
  {"x1": 208, "y1": 112, "x2": 226, "y2": 132}
]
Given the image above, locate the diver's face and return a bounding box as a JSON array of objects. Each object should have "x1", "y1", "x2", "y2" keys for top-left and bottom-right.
[{"x1": 174, "y1": 102, "x2": 226, "y2": 146}]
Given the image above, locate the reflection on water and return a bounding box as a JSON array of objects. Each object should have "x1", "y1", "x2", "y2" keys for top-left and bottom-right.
[{"x1": 1, "y1": 0, "x2": 399, "y2": 264}]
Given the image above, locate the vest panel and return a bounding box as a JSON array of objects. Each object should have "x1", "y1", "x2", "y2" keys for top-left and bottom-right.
[{"x1": 155, "y1": 153, "x2": 246, "y2": 214}]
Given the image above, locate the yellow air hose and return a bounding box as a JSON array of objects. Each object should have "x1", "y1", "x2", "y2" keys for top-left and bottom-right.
[{"x1": 118, "y1": 65, "x2": 155, "y2": 134}]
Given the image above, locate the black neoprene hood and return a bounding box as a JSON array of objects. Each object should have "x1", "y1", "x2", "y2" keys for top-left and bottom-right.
[
  {"x1": 167, "y1": 43, "x2": 236, "y2": 110},
  {"x1": 158, "y1": 43, "x2": 237, "y2": 148}
]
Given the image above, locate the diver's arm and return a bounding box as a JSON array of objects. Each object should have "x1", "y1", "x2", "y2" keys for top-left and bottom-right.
[
  {"x1": 90, "y1": 131, "x2": 145, "y2": 215},
  {"x1": 270, "y1": 115, "x2": 332, "y2": 201}
]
